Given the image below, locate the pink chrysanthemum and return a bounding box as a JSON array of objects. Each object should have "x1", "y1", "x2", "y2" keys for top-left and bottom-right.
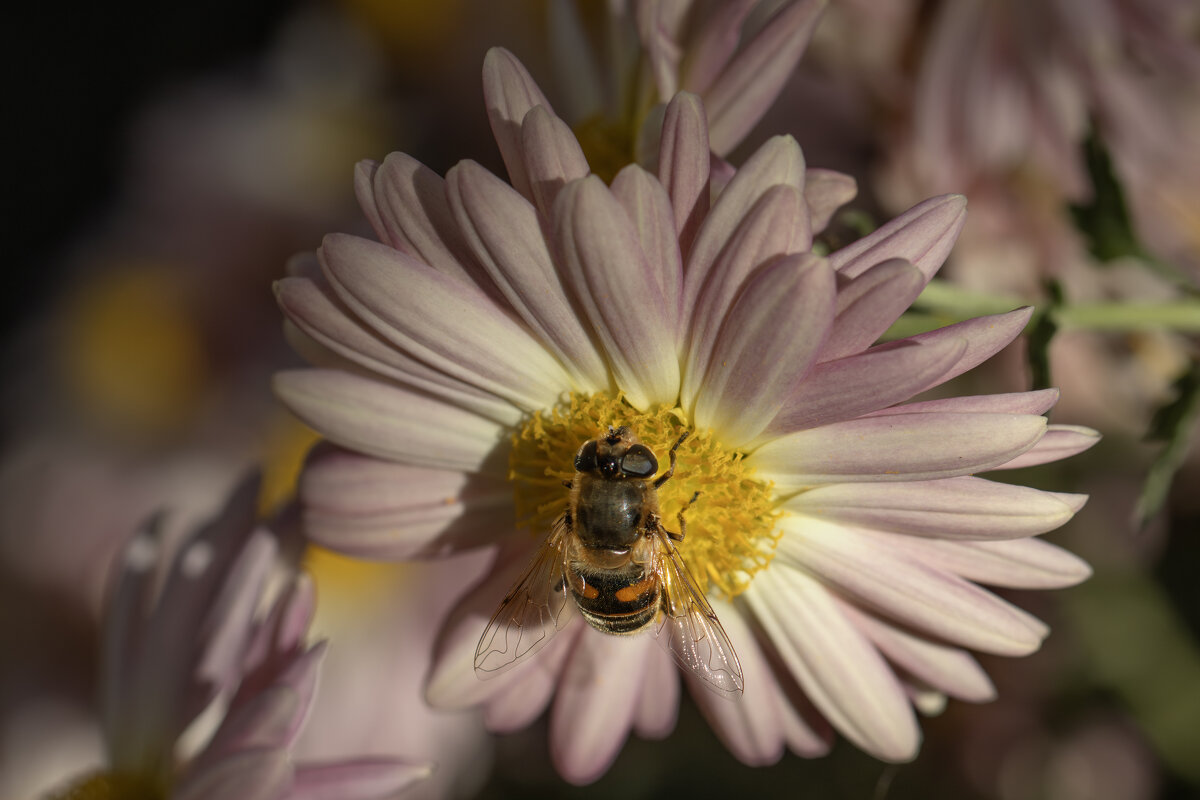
[
  {"x1": 273, "y1": 50, "x2": 1098, "y2": 785},
  {"x1": 50, "y1": 478, "x2": 428, "y2": 800}
]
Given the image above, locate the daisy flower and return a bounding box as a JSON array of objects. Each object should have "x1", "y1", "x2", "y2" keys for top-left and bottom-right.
[
  {"x1": 273, "y1": 50, "x2": 1098, "y2": 785},
  {"x1": 48, "y1": 477, "x2": 428, "y2": 800}
]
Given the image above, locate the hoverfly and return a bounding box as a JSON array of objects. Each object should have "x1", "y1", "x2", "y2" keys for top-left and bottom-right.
[{"x1": 474, "y1": 427, "x2": 744, "y2": 697}]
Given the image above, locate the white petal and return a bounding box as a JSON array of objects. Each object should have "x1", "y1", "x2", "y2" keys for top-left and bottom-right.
[{"x1": 745, "y1": 568, "x2": 920, "y2": 761}]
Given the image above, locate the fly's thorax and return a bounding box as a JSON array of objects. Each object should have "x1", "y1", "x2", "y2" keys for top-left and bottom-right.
[{"x1": 571, "y1": 473, "x2": 656, "y2": 550}]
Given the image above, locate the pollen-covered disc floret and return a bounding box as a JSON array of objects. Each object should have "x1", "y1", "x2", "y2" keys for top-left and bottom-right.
[{"x1": 509, "y1": 392, "x2": 780, "y2": 598}]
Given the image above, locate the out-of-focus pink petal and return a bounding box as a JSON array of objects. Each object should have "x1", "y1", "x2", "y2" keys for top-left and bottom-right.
[
  {"x1": 694, "y1": 254, "x2": 835, "y2": 447},
  {"x1": 521, "y1": 105, "x2": 590, "y2": 221},
  {"x1": 766, "y1": 337, "x2": 967, "y2": 436},
  {"x1": 750, "y1": 412, "x2": 1048, "y2": 487},
  {"x1": 683, "y1": 135, "x2": 807, "y2": 329},
  {"x1": 702, "y1": 0, "x2": 827, "y2": 156},
  {"x1": 682, "y1": 185, "x2": 810, "y2": 411},
  {"x1": 804, "y1": 168, "x2": 857, "y2": 235},
  {"x1": 775, "y1": 519, "x2": 1047, "y2": 656},
  {"x1": 173, "y1": 748, "x2": 292, "y2": 800},
  {"x1": 819, "y1": 259, "x2": 926, "y2": 361},
  {"x1": 636, "y1": 0, "x2": 690, "y2": 100},
  {"x1": 554, "y1": 176, "x2": 679, "y2": 409},
  {"x1": 290, "y1": 759, "x2": 433, "y2": 800},
  {"x1": 829, "y1": 194, "x2": 967, "y2": 281},
  {"x1": 991, "y1": 424, "x2": 1100, "y2": 469},
  {"x1": 840, "y1": 601, "x2": 995, "y2": 703},
  {"x1": 611, "y1": 164, "x2": 684, "y2": 343},
  {"x1": 876, "y1": 535, "x2": 1093, "y2": 589},
  {"x1": 657, "y1": 92, "x2": 711, "y2": 262},
  {"x1": 679, "y1": 0, "x2": 756, "y2": 95},
  {"x1": 746, "y1": 567, "x2": 920, "y2": 762},
  {"x1": 550, "y1": 629, "x2": 654, "y2": 785},
  {"x1": 482, "y1": 47, "x2": 553, "y2": 201},
  {"x1": 633, "y1": 644, "x2": 679, "y2": 739},
  {"x1": 446, "y1": 160, "x2": 609, "y2": 393},
  {"x1": 688, "y1": 598, "x2": 786, "y2": 766},
  {"x1": 273, "y1": 370, "x2": 506, "y2": 474},
  {"x1": 320, "y1": 234, "x2": 571, "y2": 409},
  {"x1": 301, "y1": 448, "x2": 512, "y2": 559},
  {"x1": 783, "y1": 476, "x2": 1080, "y2": 540}
]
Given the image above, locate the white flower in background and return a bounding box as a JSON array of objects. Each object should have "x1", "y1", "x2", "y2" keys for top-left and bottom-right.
[{"x1": 274, "y1": 50, "x2": 1097, "y2": 784}]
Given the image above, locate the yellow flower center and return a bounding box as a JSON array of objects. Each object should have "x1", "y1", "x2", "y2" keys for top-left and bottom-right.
[
  {"x1": 573, "y1": 114, "x2": 636, "y2": 185},
  {"x1": 47, "y1": 771, "x2": 161, "y2": 800},
  {"x1": 509, "y1": 393, "x2": 780, "y2": 598}
]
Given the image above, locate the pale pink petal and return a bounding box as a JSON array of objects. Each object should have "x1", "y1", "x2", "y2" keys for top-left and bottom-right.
[
  {"x1": 840, "y1": 603, "x2": 996, "y2": 703},
  {"x1": 320, "y1": 233, "x2": 571, "y2": 409},
  {"x1": 992, "y1": 424, "x2": 1101, "y2": 469},
  {"x1": 657, "y1": 92, "x2": 711, "y2": 261},
  {"x1": 275, "y1": 276, "x2": 523, "y2": 426},
  {"x1": 353, "y1": 160, "x2": 387, "y2": 244},
  {"x1": 875, "y1": 535, "x2": 1093, "y2": 589},
  {"x1": 554, "y1": 176, "x2": 679, "y2": 409},
  {"x1": 745, "y1": 567, "x2": 920, "y2": 762},
  {"x1": 550, "y1": 628, "x2": 654, "y2": 785},
  {"x1": 683, "y1": 135, "x2": 807, "y2": 330},
  {"x1": 633, "y1": 644, "x2": 679, "y2": 739},
  {"x1": 300, "y1": 448, "x2": 513, "y2": 559},
  {"x1": 775, "y1": 519, "x2": 1047, "y2": 656},
  {"x1": 521, "y1": 104, "x2": 590, "y2": 220},
  {"x1": 611, "y1": 164, "x2": 684, "y2": 342},
  {"x1": 749, "y1": 412, "x2": 1048, "y2": 486},
  {"x1": 804, "y1": 168, "x2": 857, "y2": 235},
  {"x1": 829, "y1": 194, "x2": 967, "y2": 281},
  {"x1": 446, "y1": 159, "x2": 609, "y2": 392},
  {"x1": 702, "y1": 0, "x2": 827, "y2": 156},
  {"x1": 694, "y1": 254, "x2": 835, "y2": 446},
  {"x1": 371, "y1": 152, "x2": 482, "y2": 285},
  {"x1": 174, "y1": 748, "x2": 292, "y2": 800},
  {"x1": 819, "y1": 259, "x2": 926, "y2": 361},
  {"x1": 273, "y1": 370, "x2": 506, "y2": 474},
  {"x1": 766, "y1": 337, "x2": 968, "y2": 436},
  {"x1": 682, "y1": 185, "x2": 810, "y2": 412},
  {"x1": 290, "y1": 759, "x2": 433, "y2": 800},
  {"x1": 482, "y1": 47, "x2": 553, "y2": 200},
  {"x1": 783, "y1": 476, "x2": 1080, "y2": 540},
  {"x1": 205, "y1": 686, "x2": 302, "y2": 761},
  {"x1": 872, "y1": 388, "x2": 1061, "y2": 417},
  {"x1": 889, "y1": 308, "x2": 1033, "y2": 393},
  {"x1": 688, "y1": 598, "x2": 786, "y2": 766}
]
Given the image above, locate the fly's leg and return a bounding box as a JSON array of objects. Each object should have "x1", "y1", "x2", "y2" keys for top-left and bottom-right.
[
  {"x1": 654, "y1": 431, "x2": 691, "y2": 489},
  {"x1": 664, "y1": 491, "x2": 701, "y2": 542}
]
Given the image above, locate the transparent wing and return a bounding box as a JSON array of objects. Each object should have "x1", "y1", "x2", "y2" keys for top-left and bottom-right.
[
  {"x1": 653, "y1": 528, "x2": 745, "y2": 697},
  {"x1": 474, "y1": 516, "x2": 574, "y2": 678}
]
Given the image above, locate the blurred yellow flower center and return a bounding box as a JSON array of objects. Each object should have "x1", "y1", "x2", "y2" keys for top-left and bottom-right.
[
  {"x1": 48, "y1": 771, "x2": 161, "y2": 800},
  {"x1": 573, "y1": 114, "x2": 636, "y2": 185},
  {"x1": 509, "y1": 393, "x2": 780, "y2": 598}
]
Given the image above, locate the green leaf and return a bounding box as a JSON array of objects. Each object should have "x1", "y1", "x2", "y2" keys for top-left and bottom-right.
[{"x1": 1134, "y1": 361, "x2": 1200, "y2": 530}]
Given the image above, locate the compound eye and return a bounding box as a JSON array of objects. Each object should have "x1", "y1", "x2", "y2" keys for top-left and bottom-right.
[
  {"x1": 620, "y1": 445, "x2": 658, "y2": 478},
  {"x1": 574, "y1": 440, "x2": 599, "y2": 472}
]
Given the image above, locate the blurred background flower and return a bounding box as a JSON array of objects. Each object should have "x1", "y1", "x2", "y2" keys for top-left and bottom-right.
[{"x1": 4, "y1": 1, "x2": 1199, "y2": 799}]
